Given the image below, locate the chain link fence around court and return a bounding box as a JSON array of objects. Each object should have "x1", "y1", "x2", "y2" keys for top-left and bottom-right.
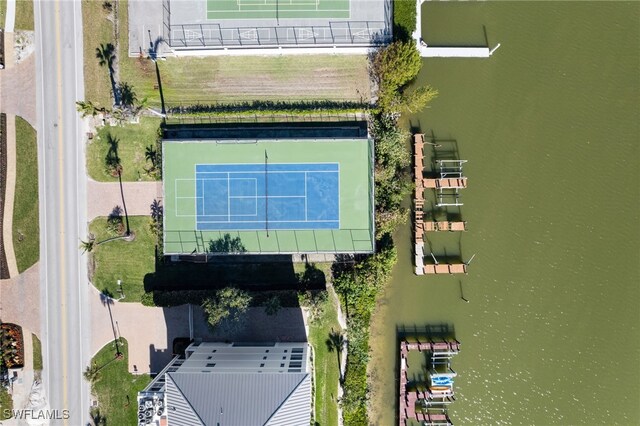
[
  {"x1": 164, "y1": 229, "x2": 374, "y2": 255},
  {"x1": 161, "y1": 0, "x2": 391, "y2": 49},
  {"x1": 165, "y1": 22, "x2": 390, "y2": 48}
]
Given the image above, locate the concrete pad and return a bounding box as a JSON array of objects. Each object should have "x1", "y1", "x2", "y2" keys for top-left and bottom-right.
[{"x1": 87, "y1": 180, "x2": 162, "y2": 220}]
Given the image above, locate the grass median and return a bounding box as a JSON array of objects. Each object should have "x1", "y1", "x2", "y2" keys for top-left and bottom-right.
[
  {"x1": 12, "y1": 116, "x2": 39, "y2": 273},
  {"x1": 86, "y1": 117, "x2": 162, "y2": 182},
  {"x1": 89, "y1": 338, "x2": 151, "y2": 426},
  {"x1": 32, "y1": 333, "x2": 42, "y2": 372},
  {"x1": 89, "y1": 216, "x2": 155, "y2": 303}
]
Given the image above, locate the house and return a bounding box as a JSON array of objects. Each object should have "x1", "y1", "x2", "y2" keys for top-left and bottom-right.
[{"x1": 137, "y1": 342, "x2": 312, "y2": 426}]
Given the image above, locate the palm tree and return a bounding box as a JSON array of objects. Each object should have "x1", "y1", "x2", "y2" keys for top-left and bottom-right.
[
  {"x1": 104, "y1": 134, "x2": 130, "y2": 236},
  {"x1": 83, "y1": 362, "x2": 100, "y2": 382},
  {"x1": 326, "y1": 329, "x2": 345, "y2": 382},
  {"x1": 145, "y1": 145, "x2": 158, "y2": 169},
  {"x1": 117, "y1": 82, "x2": 137, "y2": 110},
  {"x1": 148, "y1": 33, "x2": 167, "y2": 115},
  {"x1": 80, "y1": 237, "x2": 96, "y2": 253},
  {"x1": 95, "y1": 43, "x2": 119, "y2": 105}
]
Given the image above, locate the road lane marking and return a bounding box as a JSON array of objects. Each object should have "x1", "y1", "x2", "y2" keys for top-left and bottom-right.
[{"x1": 54, "y1": 1, "x2": 70, "y2": 423}]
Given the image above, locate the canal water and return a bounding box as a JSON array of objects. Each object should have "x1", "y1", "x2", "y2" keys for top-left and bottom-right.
[{"x1": 369, "y1": 2, "x2": 640, "y2": 424}]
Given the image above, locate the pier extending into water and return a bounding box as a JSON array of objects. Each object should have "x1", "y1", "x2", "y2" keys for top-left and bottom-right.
[
  {"x1": 414, "y1": 134, "x2": 469, "y2": 275},
  {"x1": 398, "y1": 339, "x2": 461, "y2": 425},
  {"x1": 412, "y1": 0, "x2": 501, "y2": 58}
]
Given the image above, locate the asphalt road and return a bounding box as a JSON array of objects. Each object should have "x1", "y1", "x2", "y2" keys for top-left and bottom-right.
[{"x1": 35, "y1": 1, "x2": 90, "y2": 424}]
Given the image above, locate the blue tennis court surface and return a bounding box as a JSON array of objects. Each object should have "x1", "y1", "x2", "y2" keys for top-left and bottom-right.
[{"x1": 195, "y1": 163, "x2": 339, "y2": 230}]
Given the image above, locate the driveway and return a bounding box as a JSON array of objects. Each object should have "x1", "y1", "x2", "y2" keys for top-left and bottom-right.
[
  {"x1": 90, "y1": 286, "x2": 308, "y2": 374},
  {"x1": 87, "y1": 179, "x2": 162, "y2": 220}
]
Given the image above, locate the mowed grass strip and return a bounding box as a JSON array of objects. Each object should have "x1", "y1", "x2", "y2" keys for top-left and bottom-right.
[
  {"x1": 90, "y1": 339, "x2": 151, "y2": 426},
  {"x1": 89, "y1": 216, "x2": 155, "y2": 303},
  {"x1": 308, "y1": 296, "x2": 342, "y2": 426},
  {"x1": 82, "y1": 0, "x2": 370, "y2": 108},
  {"x1": 86, "y1": 117, "x2": 161, "y2": 182},
  {"x1": 82, "y1": 0, "x2": 115, "y2": 108},
  {"x1": 14, "y1": 0, "x2": 33, "y2": 31},
  {"x1": 13, "y1": 117, "x2": 39, "y2": 273},
  {"x1": 32, "y1": 333, "x2": 43, "y2": 372}
]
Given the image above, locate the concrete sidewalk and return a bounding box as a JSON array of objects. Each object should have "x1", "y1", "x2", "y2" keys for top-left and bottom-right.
[{"x1": 87, "y1": 179, "x2": 162, "y2": 220}]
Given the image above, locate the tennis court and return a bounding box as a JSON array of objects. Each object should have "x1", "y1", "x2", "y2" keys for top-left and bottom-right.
[
  {"x1": 207, "y1": 0, "x2": 350, "y2": 20},
  {"x1": 163, "y1": 137, "x2": 373, "y2": 254},
  {"x1": 192, "y1": 163, "x2": 340, "y2": 230}
]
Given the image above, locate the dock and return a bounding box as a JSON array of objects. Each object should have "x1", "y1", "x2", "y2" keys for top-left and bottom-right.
[
  {"x1": 413, "y1": 134, "x2": 469, "y2": 275},
  {"x1": 412, "y1": 0, "x2": 501, "y2": 59},
  {"x1": 398, "y1": 339, "x2": 460, "y2": 426}
]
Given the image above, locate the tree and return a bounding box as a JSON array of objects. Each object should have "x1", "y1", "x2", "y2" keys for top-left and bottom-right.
[
  {"x1": 83, "y1": 362, "x2": 100, "y2": 382},
  {"x1": 76, "y1": 100, "x2": 105, "y2": 118},
  {"x1": 373, "y1": 40, "x2": 421, "y2": 108},
  {"x1": 264, "y1": 296, "x2": 281, "y2": 316},
  {"x1": 325, "y1": 329, "x2": 345, "y2": 382},
  {"x1": 95, "y1": 43, "x2": 119, "y2": 105},
  {"x1": 398, "y1": 85, "x2": 439, "y2": 113},
  {"x1": 117, "y1": 82, "x2": 137, "y2": 110},
  {"x1": 202, "y1": 287, "x2": 252, "y2": 330},
  {"x1": 104, "y1": 134, "x2": 131, "y2": 236},
  {"x1": 80, "y1": 237, "x2": 96, "y2": 253},
  {"x1": 145, "y1": 145, "x2": 158, "y2": 169},
  {"x1": 106, "y1": 205, "x2": 124, "y2": 236}
]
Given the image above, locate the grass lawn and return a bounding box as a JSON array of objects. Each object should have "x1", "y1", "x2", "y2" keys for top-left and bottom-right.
[
  {"x1": 0, "y1": 387, "x2": 12, "y2": 420},
  {"x1": 90, "y1": 338, "x2": 151, "y2": 426},
  {"x1": 0, "y1": 0, "x2": 34, "y2": 34},
  {"x1": 86, "y1": 117, "x2": 161, "y2": 182},
  {"x1": 0, "y1": 0, "x2": 5, "y2": 29},
  {"x1": 14, "y1": 0, "x2": 33, "y2": 31},
  {"x1": 32, "y1": 333, "x2": 42, "y2": 371},
  {"x1": 12, "y1": 116, "x2": 39, "y2": 272},
  {"x1": 82, "y1": 0, "x2": 370, "y2": 109},
  {"x1": 81, "y1": 0, "x2": 115, "y2": 109},
  {"x1": 89, "y1": 216, "x2": 155, "y2": 303},
  {"x1": 308, "y1": 296, "x2": 342, "y2": 426}
]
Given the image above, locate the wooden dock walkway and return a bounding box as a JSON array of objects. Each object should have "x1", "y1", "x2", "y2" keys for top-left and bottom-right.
[
  {"x1": 424, "y1": 264, "x2": 468, "y2": 275},
  {"x1": 398, "y1": 339, "x2": 459, "y2": 425},
  {"x1": 423, "y1": 221, "x2": 467, "y2": 232}
]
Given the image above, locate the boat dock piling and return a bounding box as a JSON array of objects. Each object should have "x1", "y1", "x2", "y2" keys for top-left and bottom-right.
[{"x1": 398, "y1": 339, "x2": 460, "y2": 425}]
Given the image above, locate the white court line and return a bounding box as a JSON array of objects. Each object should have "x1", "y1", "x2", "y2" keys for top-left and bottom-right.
[
  {"x1": 230, "y1": 195, "x2": 305, "y2": 199},
  {"x1": 305, "y1": 171, "x2": 308, "y2": 221},
  {"x1": 197, "y1": 219, "x2": 340, "y2": 223},
  {"x1": 196, "y1": 170, "x2": 337, "y2": 175}
]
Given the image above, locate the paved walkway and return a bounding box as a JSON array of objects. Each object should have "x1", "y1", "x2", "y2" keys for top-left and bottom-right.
[
  {"x1": 0, "y1": 53, "x2": 38, "y2": 127},
  {"x1": 0, "y1": 263, "x2": 40, "y2": 333},
  {"x1": 2, "y1": 113, "x2": 18, "y2": 277},
  {"x1": 0, "y1": 26, "x2": 37, "y2": 278},
  {"x1": 87, "y1": 179, "x2": 162, "y2": 220},
  {"x1": 4, "y1": 0, "x2": 16, "y2": 32}
]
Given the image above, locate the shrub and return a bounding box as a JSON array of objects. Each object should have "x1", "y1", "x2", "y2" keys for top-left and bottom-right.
[{"x1": 393, "y1": 0, "x2": 417, "y2": 42}]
